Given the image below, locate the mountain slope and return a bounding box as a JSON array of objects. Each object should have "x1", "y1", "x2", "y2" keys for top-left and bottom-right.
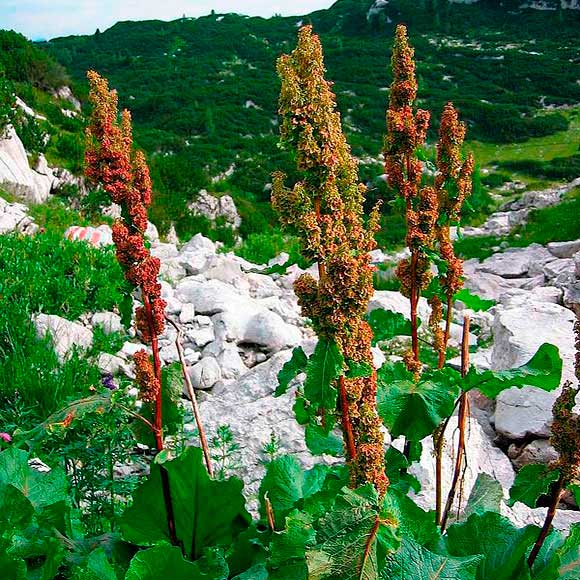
[{"x1": 34, "y1": 0, "x2": 580, "y2": 235}]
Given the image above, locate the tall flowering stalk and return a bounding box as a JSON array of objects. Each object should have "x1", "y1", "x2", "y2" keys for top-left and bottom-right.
[
  {"x1": 528, "y1": 315, "x2": 580, "y2": 567},
  {"x1": 273, "y1": 26, "x2": 387, "y2": 495},
  {"x1": 433, "y1": 104, "x2": 474, "y2": 368},
  {"x1": 85, "y1": 71, "x2": 177, "y2": 544},
  {"x1": 385, "y1": 27, "x2": 474, "y2": 523},
  {"x1": 385, "y1": 25, "x2": 435, "y2": 379}
]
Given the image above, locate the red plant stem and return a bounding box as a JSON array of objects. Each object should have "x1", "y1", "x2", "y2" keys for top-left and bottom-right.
[
  {"x1": 440, "y1": 316, "x2": 470, "y2": 532},
  {"x1": 434, "y1": 426, "x2": 444, "y2": 525},
  {"x1": 165, "y1": 316, "x2": 213, "y2": 477},
  {"x1": 142, "y1": 294, "x2": 178, "y2": 547},
  {"x1": 438, "y1": 295, "x2": 454, "y2": 369},
  {"x1": 410, "y1": 251, "x2": 420, "y2": 361},
  {"x1": 339, "y1": 375, "x2": 357, "y2": 461},
  {"x1": 527, "y1": 473, "x2": 566, "y2": 568},
  {"x1": 361, "y1": 516, "x2": 381, "y2": 573}
]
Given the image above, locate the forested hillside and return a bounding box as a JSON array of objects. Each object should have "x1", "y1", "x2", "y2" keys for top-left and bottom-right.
[{"x1": 40, "y1": 0, "x2": 580, "y2": 239}]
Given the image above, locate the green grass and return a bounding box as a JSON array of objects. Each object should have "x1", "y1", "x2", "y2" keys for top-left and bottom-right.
[
  {"x1": 510, "y1": 186, "x2": 580, "y2": 246},
  {"x1": 0, "y1": 232, "x2": 128, "y2": 429},
  {"x1": 454, "y1": 186, "x2": 580, "y2": 261},
  {"x1": 467, "y1": 108, "x2": 580, "y2": 167}
]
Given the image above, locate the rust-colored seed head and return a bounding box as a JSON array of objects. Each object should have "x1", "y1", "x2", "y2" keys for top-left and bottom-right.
[
  {"x1": 86, "y1": 70, "x2": 165, "y2": 346},
  {"x1": 275, "y1": 26, "x2": 386, "y2": 495},
  {"x1": 134, "y1": 350, "x2": 161, "y2": 403}
]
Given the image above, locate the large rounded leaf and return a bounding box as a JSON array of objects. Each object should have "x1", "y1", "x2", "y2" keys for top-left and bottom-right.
[
  {"x1": 377, "y1": 367, "x2": 459, "y2": 440},
  {"x1": 120, "y1": 447, "x2": 250, "y2": 561}
]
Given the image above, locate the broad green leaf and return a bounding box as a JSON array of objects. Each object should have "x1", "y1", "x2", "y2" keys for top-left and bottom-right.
[
  {"x1": 0, "y1": 552, "x2": 25, "y2": 580},
  {"x1": 529, "y1": 528, "x2": 566, "y2": 580},
  {"x1": 305, "y1": 424, "x2": 344, "y2": 457},
  {"x1": 82, "y1": 548, "x2": 119, "y2": 580},
  {"x1": 346, "y1": 360, "x2": 374, "y2": 379},
  {"x1": 570, "y1": 484, "x2": 580, "y2": 507},
  {"x1": 454, "y1": 288, "x2": 495, "y2": 312},
  {"x1": 463, "y1": 473, "x2": 503, "y2": 518},
  {"x1": 10, "y1": 531, "x2": 65, "y2": 580},
  {"x1": 367, "y1": 309, "x2": 417, "y2": 345},
  {"x1": 0, "y1": 448, "x2": 69, "y2": 511},
  {"x1": 276, "y1": 347, "x2": 308, "y2": 396},
  {"x1": 383, "y1": 488, "x2": 439, "y2": 549},
  {"x1": 303, "y1": 339, "x2": 344, "y2": 411},
  {"x1": 232, "y1": 563, "x2": 268, "y2": 580},
  {"x1": 377, "y1": 368, "x2": 459, "y2": 440},
  {"x1": 462, "y1": 343, "x2": 562, "y2": 398},
  {"x1": 302, "y1": 465, "x2": 350, "y2": 521},
  {"x1": 0, "y1": 484, "x2": 34, "y2": 532},
  {"x1": 558, "y1": 523, "x2": 580, "y2": 579},
  {"x1": 125, "y1": 545, "x2": 226, "y2": 580},
  {"x1": 306, "y1": 485, "x2": 400, "y2": 580},
  {"x1": 446, "y1": 512, "x2": 539, "y2": 580},
  {"x1": 382, "y1": 537, "x2": 481, "y2": 580},
  {"x1": 384, "y1": 447, "x2": 420, "y2": 495},
  {"x1": 227, "y1": 525, "x2": 268, "y2": 578},
  {"x1": 508, "y1": 464, "x2": 561, "y2": 508},
  {"x1": 259, "y1": 456, "x2": 328, "y2": 524},
  {"x1": 120, "y1": 447, "x2": 250, "y2": 561},
  {"x1": 269, "y1": 511, "x2": 315, "y2": 580}
]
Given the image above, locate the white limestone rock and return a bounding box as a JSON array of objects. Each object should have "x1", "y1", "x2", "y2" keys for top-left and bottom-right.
[
  {"x1": 33, "y1": 314, "x2": 93, "y2": 360},
  {"x1": 476, "y1": 245, "x2": 553, "y2": 279},
  {"x1": 492, "y1": 302, "x2": 576, "y2": 439},
  {"x1": 407, "y1": 416, "x2": 515, "y2": 513},
  {"x1": 91, "y1": 312, "x2": 123, "y2": 335},
  {"x1": 0, "y1": 125, "x2": 54, "y2": 203},
  {"x1": 0, "y1": 197, "x2": 37, "y2": 235},
  {"x1": 547, "y1": 239, "x2": 580, "y2": 259},
  {"x1": 189, "y1": 356, "x2": 222, "y2": 390},
  {"x1": 193, "y1": 351, "x2": 337, "y2": 503}
]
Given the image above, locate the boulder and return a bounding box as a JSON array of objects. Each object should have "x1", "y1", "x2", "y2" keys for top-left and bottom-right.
[
  {"x1": 91, "y1": 312, "x2": 123, "y2": 335},
  {"x1": 213, "y1": 308, "x2": 302, "y2": 352},
  {"x1": 547, "y1": 239, "x2": 580, "y2": 259},
  {"x1": 150, "y1": 242, "x2": 179, "y2": 260},
  {"x1": 33, "y1": 314, "x2": 93, "y2": 360},
  {"x1": 176, "y1": 278, "x2": 246, "y2": 315},
  {"x1": 492, "y1": 302, "x2": 576, "y2": 439},
  {"x1": 64, "y1": 225, "x2": 113, "y2": 247},
  {"x1": 407, "y1": 416, "x2": 515, "y2": 512},
  {"x1": 0, "y1": 126, "x2": 54, "y2": 203},
  {"x1": 502, "y1": 502, "x2": 580, "y2": 531},
  {"x1": 178, "y1": 303, "x2": 196, "y2": 325},
  {"x1": 188, "y1": 189, "x2": 241, "y2": 228},
  {"x1": 543, "y1": 258, "x2": 575, "y2": 285},
  {"x1": 193, "y1": 351, "x2": 337, "y2": 504},
  {"x1": 508, "y1": 439, "x2": 558, "y2": 469},
  {"x1": 96, "y1": 352, "x2": 133, "y2": 377},
  {"x1": 202, "y1": 340, "x2": 248, "y2": 380},
  {"x1": 0, "y1": 197, "x2": 37, "y2": 235},
  {"x1": 476, "y1": 245, "x2": 553, "y2": 279},
  {"x1": 189, "y1": 356, "x2": 222, "y2": 390}
]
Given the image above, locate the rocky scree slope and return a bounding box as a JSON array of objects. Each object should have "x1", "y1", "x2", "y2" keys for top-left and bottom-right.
[{"x1": 8, "y1": 175, "x2": 578, "y2": 526}]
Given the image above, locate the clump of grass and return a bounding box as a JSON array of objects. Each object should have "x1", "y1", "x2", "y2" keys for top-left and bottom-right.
[
  {"x1": 510, "y1": 187, "x2": 580, "y2": 246},
  {"x1": 0, "y1": 231, "x2": 127, "y2": 319},
  {"x1": 0, "y1": 232, "x2": 128, "y2": 428}
]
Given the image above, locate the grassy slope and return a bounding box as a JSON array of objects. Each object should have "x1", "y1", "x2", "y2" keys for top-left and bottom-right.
[{"x1": 37, "y1": 0, "x2": 580, "y2": 236}]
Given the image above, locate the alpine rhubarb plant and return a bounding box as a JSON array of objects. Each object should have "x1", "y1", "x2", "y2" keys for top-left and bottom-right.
[{"x1": 273, "y1": 25, "x2": 387, "y2": 495}]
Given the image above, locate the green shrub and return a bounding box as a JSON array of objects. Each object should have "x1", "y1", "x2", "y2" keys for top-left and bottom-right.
[
  {"x1": 0, "y1": 232, "x2": 127, "y2": 318},
  {"x1": 234, "y1": 230, "x2": 303, "y2": 265}
]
